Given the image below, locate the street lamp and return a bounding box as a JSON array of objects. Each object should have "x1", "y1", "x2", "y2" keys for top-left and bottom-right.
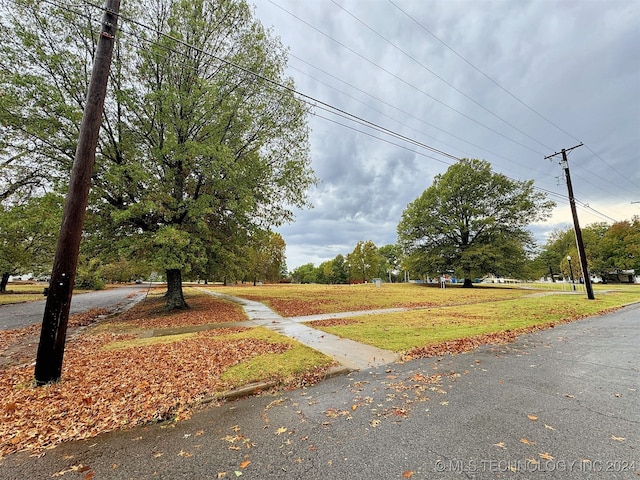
[{"x1": 567, "y1": 255, "x2": 576, "y2": 291}]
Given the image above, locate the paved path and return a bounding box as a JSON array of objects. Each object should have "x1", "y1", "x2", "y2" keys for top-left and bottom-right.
[
  {"x1": 2, "y1": 302, "x2": 637, "y2": 479},
  {"x1": 203, "y1": 290, "x2": 400, "y2": 370}
]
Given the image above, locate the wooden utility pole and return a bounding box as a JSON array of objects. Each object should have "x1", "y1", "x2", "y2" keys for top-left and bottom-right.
[
  {"x1": 545, "y1": 143, "x2": 595, "y2": 300},
  {"x1": 34, "y1": 0, "x2": 121, "y2": 385}
]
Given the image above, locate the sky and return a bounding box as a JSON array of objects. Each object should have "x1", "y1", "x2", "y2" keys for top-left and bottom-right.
[{"x1": 249, "y1": 0, "x2": 640, "y2": 270}]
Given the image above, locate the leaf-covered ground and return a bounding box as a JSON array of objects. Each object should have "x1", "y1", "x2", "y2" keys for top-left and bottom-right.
[
  {"x1": 212, "y1": 283, "x2": 531, "y2": 316},
  {"x1": 0, "y1": 291, "x2": 333, "y2": 458}
]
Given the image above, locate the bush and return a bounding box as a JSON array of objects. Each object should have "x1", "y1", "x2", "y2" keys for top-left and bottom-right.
[{"x1": 75, "y1": 274, "x2": 105, "y2": 290}]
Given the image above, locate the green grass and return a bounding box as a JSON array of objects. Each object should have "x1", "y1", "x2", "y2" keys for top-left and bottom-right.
[
  {"x1": 0, "y1": 283, "x2": 95, "y2": 305},
  {"x1": 0, "y1": 293, "x2": 44, "y2": 305},
  {"x1": 218, "y1": 328, "x2": 334, "y2": 388},
  {"x1": 306, "y1": 289, "x2": 640, "y2": 351}
]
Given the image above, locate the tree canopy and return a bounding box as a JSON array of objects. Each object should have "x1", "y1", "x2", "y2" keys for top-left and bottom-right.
[
  {"x1": 1, "y1": 0, "x2": 316, "y2": 308},
  {"x1": 533, "y1": 218, "x2": 640, "y2": 282},
  {"x1": 397, "y1": 159, "x2": 555, "y2": 286}
]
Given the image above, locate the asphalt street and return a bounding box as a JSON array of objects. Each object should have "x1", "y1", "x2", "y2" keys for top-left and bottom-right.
[
  {"x1": 0, "y1": 285, "x2": 148, "y2": 330},
  {"x1": 1, "y1": 302, "x2": 637, "y2": 479}
]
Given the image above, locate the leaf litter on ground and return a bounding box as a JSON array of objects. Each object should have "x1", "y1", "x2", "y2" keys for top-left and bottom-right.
[{"x1": 0, "y1": 290, "x2": 332, "y2": 458}]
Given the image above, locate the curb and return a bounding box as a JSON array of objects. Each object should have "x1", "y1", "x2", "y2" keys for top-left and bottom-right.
[{"x1": 200, "y1": 365, "x2": 354, "y2": 405}]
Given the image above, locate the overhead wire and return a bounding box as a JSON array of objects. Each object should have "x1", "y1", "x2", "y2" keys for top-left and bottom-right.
[
  {"x1": 387, "y1": 0, "x2": 640, "y2": 193},
  {"x1": 265, "y1": 0, "x2": 546, "y2": 156},
  {"x1": 330, "y1": 0, "x2": 554, "y2": 152},
  {"x1": 38, "y1": 0, "x2": 624, "y2": 226},
  {"x1": 267, "y1": 0, "x2": 635, "y2": 208}
]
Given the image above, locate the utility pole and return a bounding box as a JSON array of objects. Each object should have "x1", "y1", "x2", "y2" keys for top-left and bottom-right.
[
  {"x1": 34, "y1": 0, "x2": 121, "y2": 385},
  {"x1": 545, "y1": 143, "x2": 595, "y2": 300}
]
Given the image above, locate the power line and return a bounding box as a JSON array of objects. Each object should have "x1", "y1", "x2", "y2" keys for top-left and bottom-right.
[
  {"x1": 388, "y1": 0, "x2": 640, "y2": 193},
  {"x1": 330, "y1": 0, "x2": 553, "y2": 152},
  {"x1": 32, "y1": 0, "x2": 628, "y2": 227},
  {"x1": 266, "y1": 0, "x2": 545, "y2": 156}
]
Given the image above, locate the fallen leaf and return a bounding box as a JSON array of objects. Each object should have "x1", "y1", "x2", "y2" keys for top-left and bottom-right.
[
  {"x1": 564, "y1": 394, "x2": 575, "y2": 398},
  {"x1": 351, "y1": 405, "x2": 358, "y2": 411},
  {"x1": 544, "y1": 424, "x2": 555, "y2": 430},
  {"x1": 276, "y1": 427, "x2": 287, "y2": 435},
  {"x1": 239, "y1": 460, "x2": 251, "y2": 469},
  {"x1": 520, "y1": 438, "x2": 536, "y2": 446},
  {"x1": 539, "y1": 452, "x2": 554, "y2": 460},
  {"x1": 611, "y1": 435, "x2": 625, "y2": 442},
  {"x1": 217, "y1": 473, "x2": 227, "y2": 479},
  {"x1": 370, "y1": 419, "x2": 381, "y2": 428},
  {"x1": 493, "y1": 442, "x2": 507, "y2": 449},
  {"x1": 234, "y1": 472, "x2": 242, "y2": 477},
  {"x1": 178, "y1": 450, "x2": 193, "y2": 458},
  {"x1": 402, "y1": 470, "x2": 414, "y2": 478},
  {"x1": 527, "y1": 414, "x2": 538, "y2": 421}
]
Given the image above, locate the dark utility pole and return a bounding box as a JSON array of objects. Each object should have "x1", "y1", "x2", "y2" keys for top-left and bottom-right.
[
  {"x1": 544, "y1": 143, "x2": 595, "y2": 300},
  {"x1": 34, "y1": 0, "x2": 121, "y2": 385}
]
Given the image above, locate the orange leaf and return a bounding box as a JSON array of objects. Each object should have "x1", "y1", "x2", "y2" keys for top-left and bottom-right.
[
  {"x1": 239, "y1": 460, "x2": 251, "y2": 469},
  {"x1": 527, "y1": 414, "x2": 538, "y2": 421},
  {"x1": 402, "y1": 470, "x2": 414, "y2": 478}
]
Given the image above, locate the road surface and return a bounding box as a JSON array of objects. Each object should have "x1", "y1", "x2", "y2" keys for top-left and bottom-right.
[
  {"x1": 0, "y1": 285, "x2": 148, "y2": 330},
  {"x1": 1, "y1": 302, "x2": 637, "y2": 479}
]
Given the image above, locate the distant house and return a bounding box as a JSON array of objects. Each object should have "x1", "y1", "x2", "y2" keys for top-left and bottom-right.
[{"x1": 602, "y1": 269, "x2": 637, "y2": 284}]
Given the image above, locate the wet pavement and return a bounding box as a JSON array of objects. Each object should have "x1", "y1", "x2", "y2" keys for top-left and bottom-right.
[
  {"x1": 1, "y1": 302, "x2": 638, "y2": 479},
  {"x1": 0, "y1": 285, "x2": 148, "y2": 330}
]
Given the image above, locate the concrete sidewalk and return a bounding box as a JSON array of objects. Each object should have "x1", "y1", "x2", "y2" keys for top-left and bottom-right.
[{"x1": 201, "y1": 290, "x2": 400, "y2": 371}]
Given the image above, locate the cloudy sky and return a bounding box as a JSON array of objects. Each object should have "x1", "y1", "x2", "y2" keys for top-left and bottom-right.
[{"x1": 249, "y1": 0, "x2": 640, "y2": 270}]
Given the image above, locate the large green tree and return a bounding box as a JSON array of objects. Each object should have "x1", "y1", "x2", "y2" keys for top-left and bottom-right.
[
  {"x1": 398, "y1": 159, "x2": 554, "y2": 286},
  {"x1": 1, "y1": 0, "x2": 315, "y2": 309},
  {"x1": 346, "y1": 240, "x2": 383, "y2": 283},
  {"x1": 0, "y1": 193, "x2": 62, "y2": 291}
]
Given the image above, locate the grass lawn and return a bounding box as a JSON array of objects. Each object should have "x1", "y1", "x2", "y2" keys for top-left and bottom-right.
[
  {"x1": 207, "y1": 283, "x2": 640, "y2": 353},
  {"x1": 206, "y1": 282, "x2": 532, "y2": 316},
  {"x1": 0, "y1": 283, "x2": 47, "y2": 305},
  {"x1": 305, "y1": 286, "x2": 640, "y2": 352},
  {"x1": 0, "y1": 289, "x2": 334, "y2": 458},
  {"x1": 2, "y1": 283, "x2": 638, "y2": 457},
  {"x1": 0, "y1": 283, "x2": 95, "y2": 305}
]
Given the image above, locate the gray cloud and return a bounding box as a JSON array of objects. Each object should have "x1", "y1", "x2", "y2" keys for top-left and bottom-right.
[{"x1": 252, "y1": 0, "x2": 640, "y2": 269}]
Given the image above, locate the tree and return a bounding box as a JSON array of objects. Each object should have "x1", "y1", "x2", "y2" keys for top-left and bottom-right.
[
  {"x1": 378, "y1": 244, "x2": 402, "y2": 282},
  {"x1": 398, "y1": 159, "x2": 554, "y2": 287},
  {"x1": 0, "y1": 193, "x2": 62, "y2": 291},
  {"x1": 245, "y1": 231, "x2": 286, "y2": 284},
  {"x1": 1, "y1": 0, "x2": 316, "y2": 310},
  {"x1": 96, "y1": 0, "x2": 314, "y2": 309},
  {"x1": 598, "y1": 217, "x2": 640, "y2": 273},
  {"x1": 291, "y1": 263, "x2": 318, "y2": 284},
  {"x1": 345, "y1": 240, "x2": 383, "y2": 283}
]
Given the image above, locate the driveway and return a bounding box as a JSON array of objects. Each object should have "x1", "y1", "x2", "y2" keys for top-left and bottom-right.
[
  {"x1": 1, "y1": 302, "x2": 637, "y2": 479},
  {"x1": 0, "y1": 285, "x2": 148, "y2": 330}
]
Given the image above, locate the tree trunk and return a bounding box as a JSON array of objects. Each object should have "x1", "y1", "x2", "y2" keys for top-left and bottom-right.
[
  {"x1": 462, "y1": 278, "x2": 474, "y2": 288},
  {"x1": 165, "y1": 268, "x2": 188, "y2": 310},
  {"x1": 0, "y1": 272, "x2": 9, "y2": 293}
]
